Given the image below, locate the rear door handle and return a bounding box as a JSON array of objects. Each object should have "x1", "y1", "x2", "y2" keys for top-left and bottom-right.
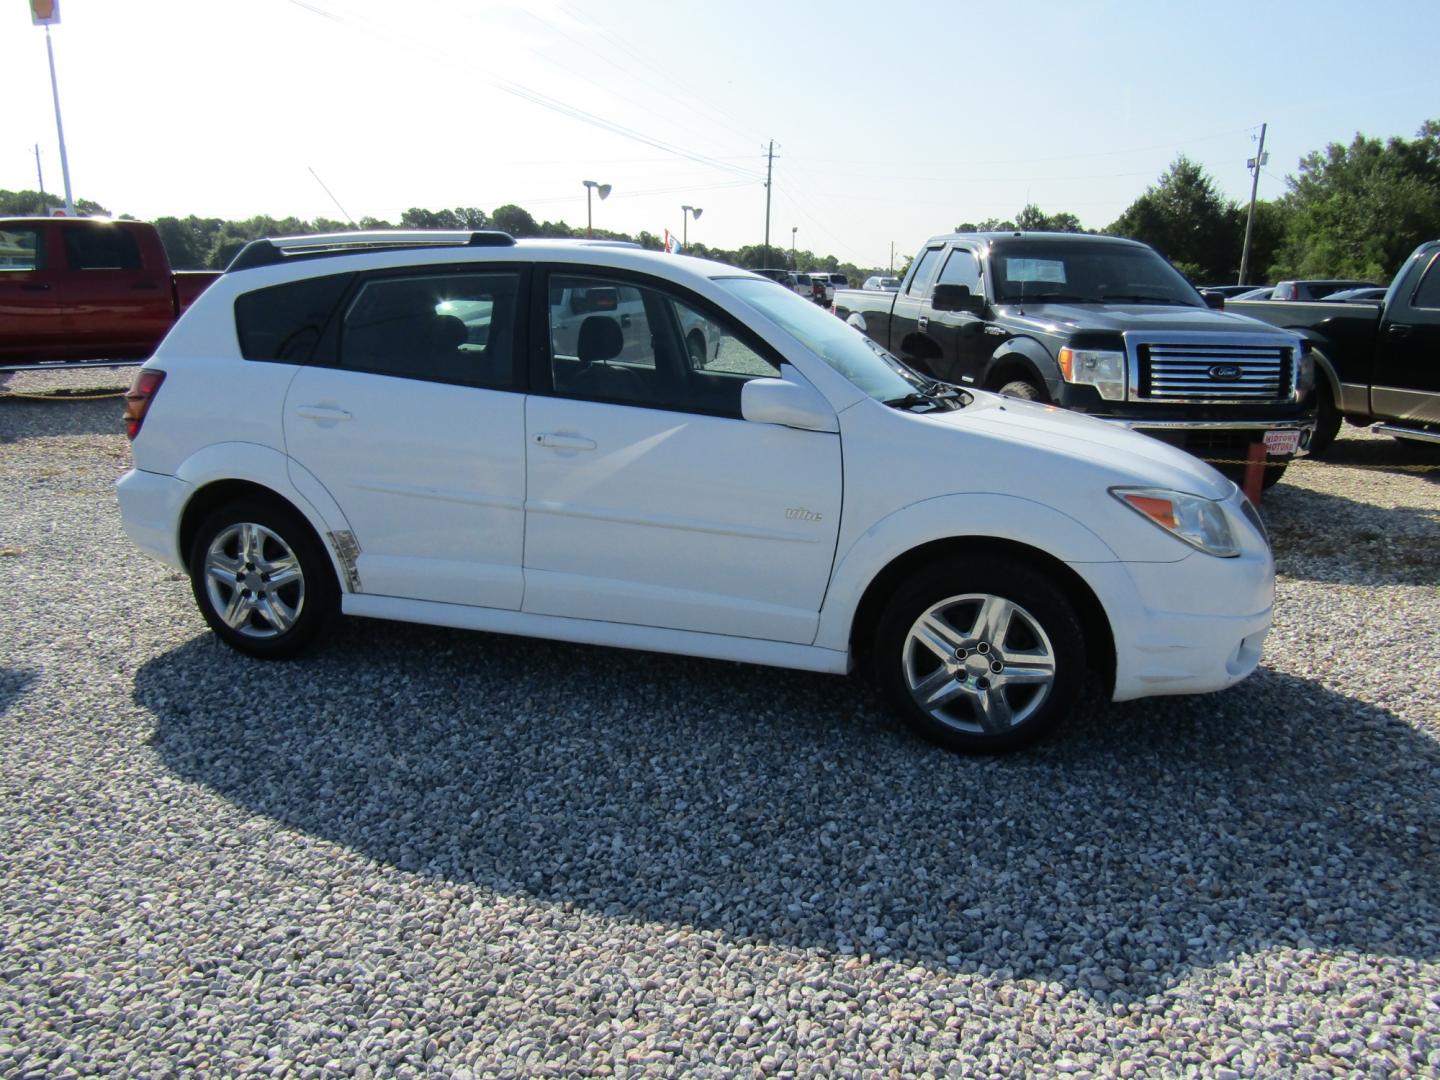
[
  {"x1": 131, "y1": 282, "x2": 162, "y2": 291},
  {"x1": 20, "y1": 283, "x2": 51, "y2": 292},
  {"x1": 534, "y1": 432, "x2": 597, "y2": 451},
  {"x1": 1387, "y1": 323, "x2": 1412, "y2": 340},
  {"x1": 295, "y1": 405, "x2": 353, "y2": 422}
]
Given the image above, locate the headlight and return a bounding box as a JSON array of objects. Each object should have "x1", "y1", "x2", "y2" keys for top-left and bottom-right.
[
  {"x1": 1058, "y1": 347, "x2": 1126, "y2": 401},
  {"x1": 1111, "y1": 487, "x2": 1240, "y2": 557}
]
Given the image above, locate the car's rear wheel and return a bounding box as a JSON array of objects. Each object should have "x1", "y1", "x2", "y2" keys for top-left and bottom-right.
[
  {"x1": 188, "y1": 498, "x2": 337, "y2": 658},
  {"x1": 874, "y1": 558, "x2": 1084, "y2": 752}
]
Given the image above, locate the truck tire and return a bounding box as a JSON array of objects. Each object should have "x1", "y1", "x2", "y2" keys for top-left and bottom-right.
[
  {"x1": 997, "y1": 379, "x2": 1043, "y2": 402},
  {"x1": 1309, "y1": 380, "x2": 1341, "y2": 456},
  {"x1": 1261, "y1": 459, "x2": 1289, "y2": 490}
]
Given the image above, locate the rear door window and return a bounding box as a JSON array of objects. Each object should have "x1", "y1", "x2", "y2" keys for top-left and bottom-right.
[
  {"x1": 62, "y1": 225, "x2": 142, "y2": 270},
  {"x1": 906, "y1": 248, "x2": 943, "y2": 296},
  {"x1": 1409, "y1": 253, "x2": 1440, "y2": 310},
  {"x1": 339, "y1": 272, "x2": 521, "y2": 388}
]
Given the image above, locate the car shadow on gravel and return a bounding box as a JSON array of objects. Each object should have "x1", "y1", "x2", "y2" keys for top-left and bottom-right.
[
  {"x1": 1263, "y1": 484, "x2": 1440, "y2": 587},
  {"x1": 138, "y1": 623, "x2": 1440, "y2": 1002}
]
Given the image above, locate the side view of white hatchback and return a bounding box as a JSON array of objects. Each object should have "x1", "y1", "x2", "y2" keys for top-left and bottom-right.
[{"x1": 118, "y1": 231, "x2": 1274, "y2": 752}]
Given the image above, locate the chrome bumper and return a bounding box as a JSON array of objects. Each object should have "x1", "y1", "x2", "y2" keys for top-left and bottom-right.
[{"x1": 1109, "y1": 417, "x2": 1315, "y2": 433}]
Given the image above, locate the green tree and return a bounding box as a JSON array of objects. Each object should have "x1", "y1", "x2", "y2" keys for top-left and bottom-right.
[
  {"x1": 0, "y1": 188, "x2": 109, "y2": 217},
  {"x1": 490, "y1": 204, "x2": 540, "y2": 237},
  {"x1": 1270, "y1": 120, "x2": 1440, "y2": 282},
  {"x1": 1107, "y1": 156, "x2": 1244, "y2": 282}
]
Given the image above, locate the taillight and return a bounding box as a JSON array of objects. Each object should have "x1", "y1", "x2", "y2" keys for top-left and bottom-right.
[{"x1": 123, "y1": 369, "x2": 166, "y2": 440}]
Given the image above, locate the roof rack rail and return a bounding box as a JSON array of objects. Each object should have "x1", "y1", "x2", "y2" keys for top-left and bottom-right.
[{"x1": 227, "y1": 229, "x2": 516, "y2": 272}]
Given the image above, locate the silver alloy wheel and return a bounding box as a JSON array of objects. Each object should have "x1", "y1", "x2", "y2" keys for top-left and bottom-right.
[
  {"x1": 202, "y1": 522, "x2": 306, "y2": 639},
  {"x1": 901, "y1": 592, "x2": 1057, "y2": 734}
]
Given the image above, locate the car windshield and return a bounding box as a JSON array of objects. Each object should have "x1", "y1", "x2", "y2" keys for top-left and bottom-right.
[
  {"x1": 991, "y1": 240, "x2": 1202, "y2": 307},
  {"x1": 718, "y1": 277, "x2": 927, "y2": 402}
]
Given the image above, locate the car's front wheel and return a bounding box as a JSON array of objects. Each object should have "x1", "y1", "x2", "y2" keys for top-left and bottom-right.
[
  {"x1": 875, "y1": 558, "x2": 1085, "y2": 752},
  {"x1": 188, "y1": 498, "x2": 338, "y2": 658}
]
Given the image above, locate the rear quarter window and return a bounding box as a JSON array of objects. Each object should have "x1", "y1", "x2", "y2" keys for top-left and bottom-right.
[{"x1": 235, "y1": 274, "x2": 353, "y2": 363}]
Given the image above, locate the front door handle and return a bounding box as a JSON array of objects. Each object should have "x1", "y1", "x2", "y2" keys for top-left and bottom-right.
[
  {"x1": 20, "y1": 283, "x2": 51, "y2": 292},
  {"x1": 295, "y1": 405, "x2": 353, "y2": 422},
  {"x1": 534, "y1": 432, "x2": 597, "y2": 451},
  {"x1": 1387, "y1": 323, "x2": 1412, "y2": 340},
  {"x1": 917, "y1": 315, "x2": 929, "y2": 332}
]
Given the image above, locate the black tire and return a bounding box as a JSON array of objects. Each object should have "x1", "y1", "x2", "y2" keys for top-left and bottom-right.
[
  {"x1": 188, "y1": 497, "x2": 338, "y2": 659},
  {"x1": 874, "y1": 557, "x2": 1085, "y2": 753},
  {"x1": 1309, "y1": 379, "x2": 1341, "y2": 456},
  {"x1": 1261, "y1": 459, "x2": 1289, "y2": 490},
  {"x1": 997, "y1": 379, "x2": 1043, "y2": 402}
]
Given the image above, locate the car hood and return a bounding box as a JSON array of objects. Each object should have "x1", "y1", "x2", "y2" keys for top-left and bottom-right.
[
  {"x1": 909, "y1": 390, "x2": 1235, "y2": 500},
  {"x1": 995, "y1": 301, "x2": 1295, "y2": 337}
]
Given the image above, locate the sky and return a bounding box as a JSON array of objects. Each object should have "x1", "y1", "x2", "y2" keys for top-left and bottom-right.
[{"x1": 4, "y1": 0, "x2": 1438, "y2": 270}]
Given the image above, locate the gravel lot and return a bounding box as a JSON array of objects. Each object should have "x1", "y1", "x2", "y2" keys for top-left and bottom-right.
[{"x1": 2, "y1": 369, "x2": 1438, "y2": 1077}]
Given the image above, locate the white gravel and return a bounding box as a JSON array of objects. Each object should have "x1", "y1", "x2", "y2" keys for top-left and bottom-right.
[{"x1": 2, "y1": 372, "x2": 1438, "y2": 1077}]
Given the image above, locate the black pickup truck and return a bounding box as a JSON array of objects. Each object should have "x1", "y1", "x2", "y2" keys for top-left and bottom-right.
[
  {"x1": 1226, "y1": 240, "x2": 1440, "y2": 453},
  {"x1": 834, "y1": 232, "x2": 1315, "y2": 485}
]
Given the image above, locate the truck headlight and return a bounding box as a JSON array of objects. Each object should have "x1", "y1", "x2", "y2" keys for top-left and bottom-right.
[
  {"x1": 1058, "y1": 347, "x2": 1126, "y2": 401},
  {"x1": 1111, "y1": 487, "x2": 1240, "y2": 557}
]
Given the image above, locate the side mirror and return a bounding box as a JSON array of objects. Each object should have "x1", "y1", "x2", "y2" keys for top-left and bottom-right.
[
  {"x1": 741, "y1": 376, "x2": 838, "y2": 433},
  {"x1": 1200, "y1": 289, "x2": 1226, "y2": 311},
  {"x1": 931, "y1": 283, "x2": 986, "y2": 315}
]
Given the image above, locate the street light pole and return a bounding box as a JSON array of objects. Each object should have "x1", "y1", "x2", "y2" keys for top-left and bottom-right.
[
  {"x1": 791, "y1": 227, "x2": 797, "y2": 268},
  {"x1": 42, "y1": 24, "x2": 74, "y2": 215},
  {"x1": 582, "y1": 179, "x2": 611, "y2": 239},
  {"x1": 681, "y1": 204, "x2": 702, "y2": 248}
]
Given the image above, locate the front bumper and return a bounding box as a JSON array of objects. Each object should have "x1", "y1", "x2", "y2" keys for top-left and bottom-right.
[
  {"x1": 1072, "y1": 490, "x2": 1276, "y2": 701},
  {"x1": 116, "y1": 468, "x2": 190, "y2": 571}
]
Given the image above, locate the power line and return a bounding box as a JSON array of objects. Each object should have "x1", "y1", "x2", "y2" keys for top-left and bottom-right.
[{"x1": 281, "y1": 0, "x2": 765, "y2": 184}]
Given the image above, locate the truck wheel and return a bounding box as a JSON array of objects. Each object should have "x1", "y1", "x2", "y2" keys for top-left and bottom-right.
[
  {"x1": 1309, "y1": 381, "x2": 1341, "y2": 456},
  {"x1": 188, "y1": 498, "x2": 338, "y2": 659},
  {"x1": 874, "y1": 557, "x2": 1085, "y2": 753},
  {"x1": 1261, "y1": 459, "x2": 1289, "y2": 490},
  {"x1": 686, "y1": 329, "x2": 707, "y2": 368},
  {"x1": 997, "y1": 379, "x2": 1044, "y2": 402}
]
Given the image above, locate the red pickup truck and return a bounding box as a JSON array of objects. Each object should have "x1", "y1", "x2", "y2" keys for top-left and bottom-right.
[{"x1": 0, "y1": 217, "x2": 221, "y2": 370}]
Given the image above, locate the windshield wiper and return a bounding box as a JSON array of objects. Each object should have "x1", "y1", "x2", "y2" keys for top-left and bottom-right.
[
  {"x1": 1100, "y1": 294, "x2": 1188, "y2": 305},
  {"x1": 1004, "y1": 292, "x2": 1092, "y2": 304},
  {"x1": 883, "y1": 382, "x2": 966, "y2": 410}
]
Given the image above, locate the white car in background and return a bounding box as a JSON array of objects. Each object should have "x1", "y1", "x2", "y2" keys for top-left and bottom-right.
[{"x1": 118, "y1": 230, "x2": 1274, "y2": 752}]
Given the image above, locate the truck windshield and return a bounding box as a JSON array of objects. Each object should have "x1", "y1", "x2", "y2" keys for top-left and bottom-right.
[
  {"x1": 718, "y1": 277, "x2": 926, "y2": 402},
  {"x1": 992, "y1": 241, "x2": 1202, "y2": 307}
]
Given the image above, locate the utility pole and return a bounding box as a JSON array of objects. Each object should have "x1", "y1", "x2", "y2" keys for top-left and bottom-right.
[
  {"x1": 1239, "y1": 122, "x2": 1268, "y2": 286},
  {"x1": 763, "y1": 140, "x2": 774, "y2": 267},
  {"x1": 889, "y1": 241, "x2": 894, "y2": 274},
  {"x1": 35, "y1": 144, "x2": 45, "y2": 198}
]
